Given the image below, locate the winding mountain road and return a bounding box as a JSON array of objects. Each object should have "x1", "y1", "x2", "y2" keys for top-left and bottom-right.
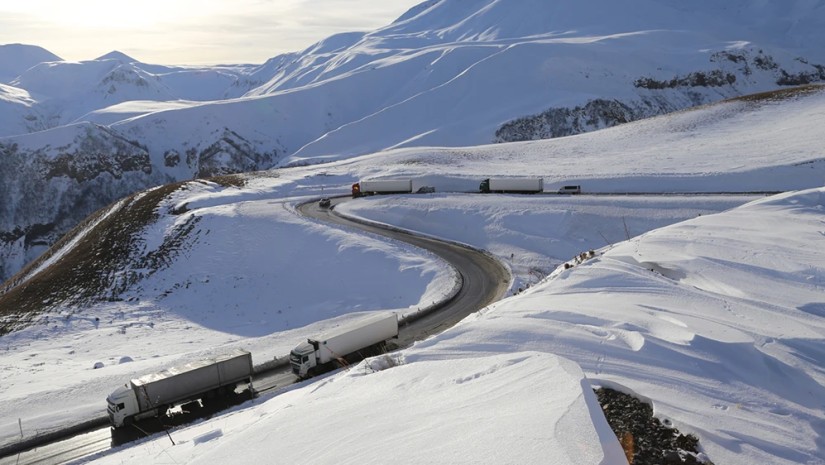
[
  {"x1": 0, "y1": 195, "x2": 510, "y2": 464},
  {"x1": 299, "y1": 196, "x2": 510, "y2": 346}
]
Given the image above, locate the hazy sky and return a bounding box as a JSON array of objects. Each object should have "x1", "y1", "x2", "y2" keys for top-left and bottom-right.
[{"x1": 0, "y1": 0, "x2": 420, "y2": 65}]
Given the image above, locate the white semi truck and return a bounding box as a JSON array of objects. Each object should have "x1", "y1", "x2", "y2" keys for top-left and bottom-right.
[
  {"x1": 290, "y1": 312, "x2": 399, "y2": 378},
  {"x1": 479, "y1": 177, "x2": 543, "y2": 194},
  {"x1": 106, "y1": 349, "x2": 254, "y2": 428},
  {"x1": 352, "y1": 179, "x2": 413, "y2": 197}
]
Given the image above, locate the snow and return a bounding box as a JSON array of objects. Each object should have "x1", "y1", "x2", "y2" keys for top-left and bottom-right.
[
  {"x1": 337, "y1": 194, "x2": 760, "y2": 292},
  {"x1": 1, "y1": 2, "x2": 825, "y2": 464},
  {"x1": 0, "y1": 181, "x2": 457, "y2": 446},
  {"x1": 4, "y1": 0, "x2": 825, "y2": 286},
  {"x1": 420, "y1": 188, "x2": 825, "y2": 465},
  {"x1": 2, "y1": 78, "x2": 825, "y2": 465},
  {"x1": 2, "y1": 0, "x2": 825, "y2": 160},
  {"x1": 89, "y1": 352, "x2": 626, "y2": 465},
  {"x1": 0, "y1": 83, "x2": 37, "y2": 137},
  {"x1": 1, "y1": 53, "x2": 258, "y2": 130},
  {"x1": 76, "y1": 100, "x2": 204, "y2": 126},
  {"x1": 130, "y1": 184, "x2": 457, "y2": 332},
  {"x1": 0, "y1": 44, "x2": 62, "y2": 84}
]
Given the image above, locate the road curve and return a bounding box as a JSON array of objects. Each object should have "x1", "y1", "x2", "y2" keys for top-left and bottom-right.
[
  {"x1": 0, "y1": 195, "x2": 510, "y2": 465},
  {"x1": 298, "y1": 196, "x2": 510, "y2": 347}
]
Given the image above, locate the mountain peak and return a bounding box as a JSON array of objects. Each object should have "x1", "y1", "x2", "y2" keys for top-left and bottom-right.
[
  {"x1": 95, "y1": 50, "x2": 139, "y2": 63},
  {"x1": 0, "y1": 43, "x2": 62, "y2": 61},
  {"x1": 393, "y1": 0, "x2": 442, "y2": 24},
  {"x1": 0, "y1": 43, "x2": 63, "y2": 83}
]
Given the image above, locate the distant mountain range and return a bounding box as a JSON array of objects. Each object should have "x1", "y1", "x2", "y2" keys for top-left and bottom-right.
[{"x1": 1, "y1": 0, "x2": 824, "y2": 281}]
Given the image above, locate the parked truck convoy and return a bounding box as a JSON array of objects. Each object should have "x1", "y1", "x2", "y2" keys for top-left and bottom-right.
[
  {"x1": 290, "y1": 312, "x2": 399, "y2": 378},
  {"x1": 479, "y1": 177, "x2": 543, "y2": 194},
  {"x1": 349, "y1": 177, "x2": 581, "y2": 197},
  {"x1": 352, "y1": 179, "x2": 413, "y2": 197},
  {"x1": 106, "y1": 349, "x2": 254, "y2": 428}
]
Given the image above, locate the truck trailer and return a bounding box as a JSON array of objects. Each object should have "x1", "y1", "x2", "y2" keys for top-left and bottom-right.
[
  {"x1": 290, "y1": 312, "x2": 398, "y2": 378},
  {"x1": 352, "y1": 179, "x2": 413, "y2": 197},
  {"x1": 479, "y1": 177, "x2": 543, "y2": 194},
  {"x1": 107, "y1": 349, "x2": 254, "y2": 428}
]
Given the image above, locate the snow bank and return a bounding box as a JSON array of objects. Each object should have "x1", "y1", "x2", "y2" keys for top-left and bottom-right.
[
  {"x1": 402, "y1": 187, "x2": 825, "y2": 465},
  {"x1": 338, "y1": 194, "x2": 759, "y2": 292},
  {"x1": 87, "y1": 352, "x2": 627, "y2": 465},
  {"x1": 85, "y1": 186, "x2": 825, "y2": 465},
  {"x1": 0, "y1": 181, "x2": 456, "y2": 446}
]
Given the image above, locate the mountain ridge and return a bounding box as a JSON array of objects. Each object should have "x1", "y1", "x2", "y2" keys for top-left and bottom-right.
[
  {"x1": 1, "y1": 0, "x2": 825, "y2": 281},
  {"x1": 0, "y1": 43, "x2": 62, "y2": 83}
]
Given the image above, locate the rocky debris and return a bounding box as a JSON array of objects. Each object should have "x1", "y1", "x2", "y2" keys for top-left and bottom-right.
[
  {"x1": 595, "y1": 388, "x2": 714, "y2": 465},
  {"x1": 494, "y1": 98, "x2": 652, "y2": 142},
  {"x1": 496, "y1": 50, "x2": 825, "y2": 144}
]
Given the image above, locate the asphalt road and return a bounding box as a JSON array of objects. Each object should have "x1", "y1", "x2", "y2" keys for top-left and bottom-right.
[
  {"x1": 0, "y1": 195, "x2": 510, "y2": 465},
  {"x1": 299, "y1": 196, "x2": 510, "y2": 346}
]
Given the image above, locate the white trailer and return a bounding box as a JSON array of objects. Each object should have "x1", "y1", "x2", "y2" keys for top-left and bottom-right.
[
  {"x1": 106, "y1": 349, "x2": 254, "y2": 428},
  {"x1": 352, "y1": 179, "x2": 413, "y2": 197},
  {"x1": 290, "y1": 312, "x2": 399, "y2": 378},
  {"x1": 479, "y1": 177, "x2": 543, "y2": 193}
]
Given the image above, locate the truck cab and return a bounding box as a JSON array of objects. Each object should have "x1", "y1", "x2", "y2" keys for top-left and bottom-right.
[
  {"x1": 558, "y1": 185, "x2": 581, "y2": 194},
  {"x1": 479, "y1": 178, "x2": 491, "y2": 193},
  {"x1": 107, "y1": 384, "x2": 139, "y2": 428},
  {"x1": 290, "y1": 341, "x2": 317, "y2": 378}
]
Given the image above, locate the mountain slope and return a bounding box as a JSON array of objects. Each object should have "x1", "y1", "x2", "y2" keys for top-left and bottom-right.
[
  {"x1": 9, "y1": 58, "x2": 260, "y2": 129},
  {"x1": 0, "y1": 83, "x2": 42, "y2": 137},
  {"x1": 0, "y1": 123, "x2": 169, "y2": 281},
  {"x1": 108, "y1": 0, "x2": 825, "y2": 166},
  {"x1": 3, "y1": 84, "x2": 824, "y2": 326},
  {"x1": 0, "y1": 43, "x2": 61, "y2": 83},
  {"x1": 0, "y1": 81, "x2": 823, "y2": 465},
  {"x1": 2, "y1": 0, "x2": 825, "y2": 281}
]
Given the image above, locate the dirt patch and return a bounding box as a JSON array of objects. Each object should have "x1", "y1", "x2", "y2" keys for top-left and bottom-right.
[
  {"x1": 732, "y1": 84, "x2": 824, "y2": 103},
  {"x1": 0, "y1": 182, "x2": 186, "y2": 335},
  {"x1": 209, "y1": 174, "x2": 247, "y2": 188}
]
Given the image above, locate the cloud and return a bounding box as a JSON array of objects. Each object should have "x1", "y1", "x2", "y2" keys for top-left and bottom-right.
[{"x1": 0, "y1": 0, "x2": 419, "y2": 65}]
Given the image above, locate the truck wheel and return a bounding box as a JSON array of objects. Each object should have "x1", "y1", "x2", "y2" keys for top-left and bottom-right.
[{"x1": 124, "y1": 415, "x2": 133, "y2": 426}]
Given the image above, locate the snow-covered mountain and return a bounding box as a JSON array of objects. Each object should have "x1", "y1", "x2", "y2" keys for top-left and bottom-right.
[
  {"x1": 0, "y1": 122, "x2": 171, "y2": 281},
  {"x1": 1, "y1": 85, "x2": 824, "y2": 465},
  {"x1": 0, "y1": 83, "x2": 40, "y2": 136},
  {"x1": 7, "y1": 51, "x2": 261, "y2": 132},
  {"x1": 0, "y1": 43, "x2": 61, "y2": 84},
  {"x1": 2, "y1": 0, "x2": 825, "y2": 281}
]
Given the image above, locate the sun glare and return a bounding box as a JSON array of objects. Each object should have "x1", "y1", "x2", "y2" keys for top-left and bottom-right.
[
  {"x1": 24, "y1": 0, "x2": 219, "y2": 30},
  {"x1": 1, "y1": 0, "x2": 418, "y2": 64}
]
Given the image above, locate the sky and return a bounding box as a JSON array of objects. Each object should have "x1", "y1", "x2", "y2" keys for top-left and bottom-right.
[{"x1": 0, "y1": 0, "x2": 420, "y2": 65}]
